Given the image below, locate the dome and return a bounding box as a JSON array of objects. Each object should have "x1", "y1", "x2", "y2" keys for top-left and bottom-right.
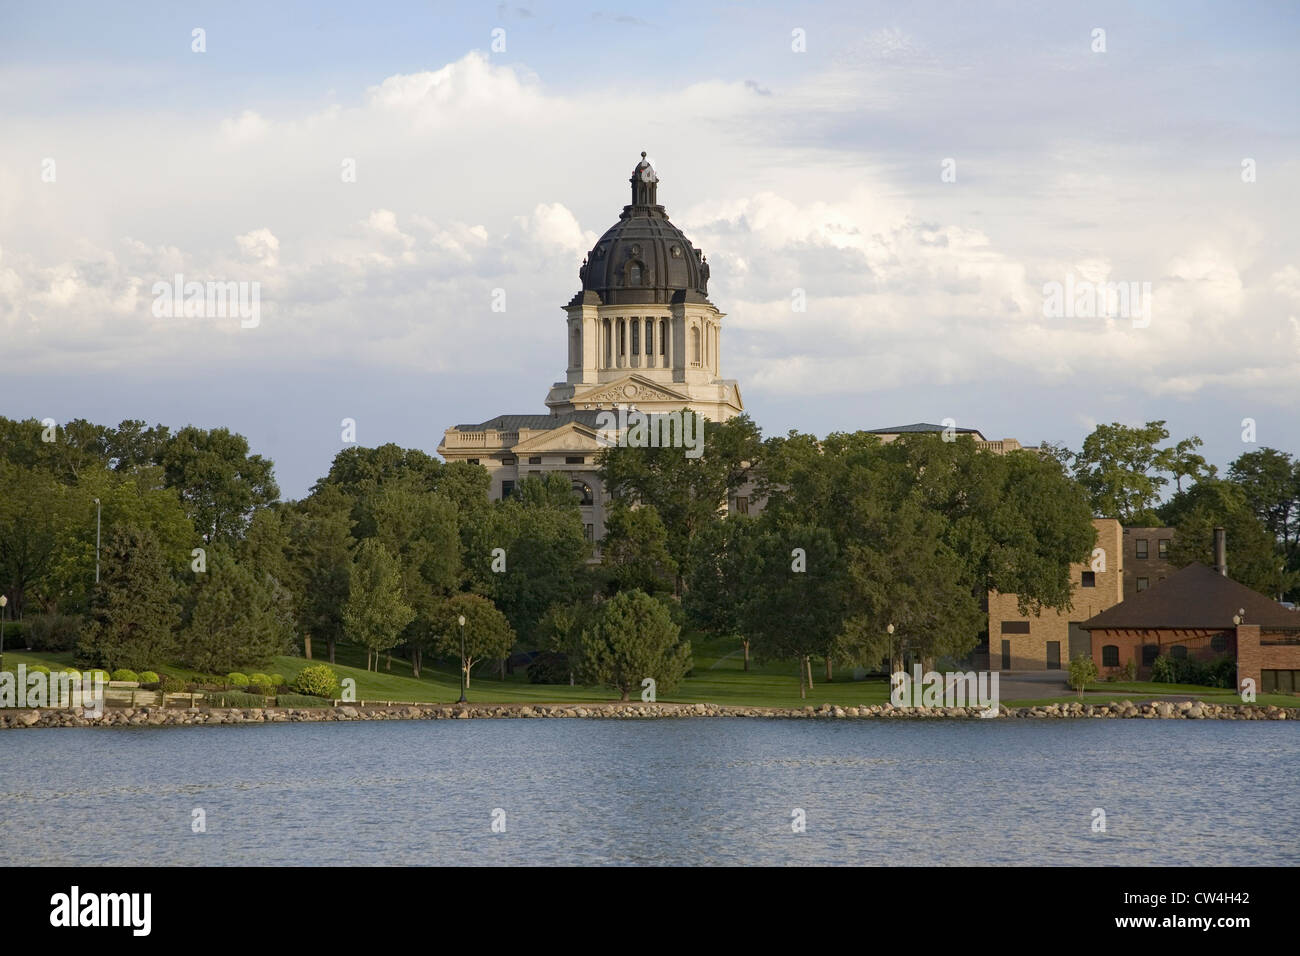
[{"x1": 574, "y1": 152, "x2": 711, "y2": 307}]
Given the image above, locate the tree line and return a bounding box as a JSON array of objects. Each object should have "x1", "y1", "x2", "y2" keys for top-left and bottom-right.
[{"x1": 2, "y1": 413, "x2": 1298, "y2": 697}]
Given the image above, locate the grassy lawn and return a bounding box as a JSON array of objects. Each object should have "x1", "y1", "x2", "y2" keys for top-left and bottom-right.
[{"x1": 2, "y1": 640, "x2": 1297, "y2": 710}]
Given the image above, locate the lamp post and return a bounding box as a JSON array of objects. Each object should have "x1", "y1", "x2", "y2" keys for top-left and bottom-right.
[
  {"x1": 93, "y1": 498, "x2": 101, "y2": 584},
  {"x1": 457, "y1": 614, "x2": 467, "y2": 704},
  {"x1": 0, "y1": 594, "x2": 7, "y2": 671},
  {"x1": 887, "y1": 623, "x2": 896, "y2": 674}
]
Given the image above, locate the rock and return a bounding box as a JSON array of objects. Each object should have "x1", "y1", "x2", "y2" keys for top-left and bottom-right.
[{"x1": 336, "y1": 706, "x2": 360, "y2": 718}]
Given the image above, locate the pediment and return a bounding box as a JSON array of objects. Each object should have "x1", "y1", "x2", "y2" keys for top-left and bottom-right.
[
  {"x1": 511, "y1": 421, "x2": 606, "y2": 454},
  {"x1": 570, "y1": 374, "x2": 692, "y2": 407}
]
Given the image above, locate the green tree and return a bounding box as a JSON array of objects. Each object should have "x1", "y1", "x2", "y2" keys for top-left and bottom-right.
[
  {"x1": 343, "y1": 539, "x2": 414, "y2": 671},
  {"x1": 1072, "y1": 421, "x2": 1173, "y2": 521},
  {"x1": 431, "y1": 593, "x2": 515, "y2": 691},
  {"x1": 78, "y1": 525, "x2": 180, "y2": 670},
  {"x1": 1068, "y1": 653, "x2": 1098, "y2": 696},
  {"x1": 577, "y1": 589, "x2": 692, "y2": 701},
  {"x1": 684, "y1": 515, "x2": 760, "y2": 670},
  {"x1": 284, "y1": 486, "x2": 354, "y2": 663},
  {"x1": 371, "y1": 483, "x2": 460, "y2": 676},
  {"x1": 179, "y1": 546, "x2": 294, "y2": 672},
  {"x1": 598, "y1": 412, "x2": 762, "y2": 593},
  {"x1": 1227, "y1": 448, "x2": 1298, "y2": 552},
  {"x1": 158, "y1": 425, "x2": 279, "y2": 542},
  {"x1": 601, "y1": 502, "x2": 677, "y2": 596}
]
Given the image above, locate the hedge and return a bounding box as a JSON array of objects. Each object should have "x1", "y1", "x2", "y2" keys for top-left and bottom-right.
[
  {"x1": 206, "y1": 691, "x2": 269, "y2": 707},
  {"x1": 274, "y1": 694, "x2": 334, "y2": 708}
]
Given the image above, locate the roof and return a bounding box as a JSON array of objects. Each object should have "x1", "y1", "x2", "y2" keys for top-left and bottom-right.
[
  {"x1": 1081, "y1": 563, "x2": 1300, "y2": 631},
  {"x1": 452, "y1": 410, "x2": 608, "y2": 432},
  {"x1": 866, "y1": 422, "x2": 986, "y2": 437}
]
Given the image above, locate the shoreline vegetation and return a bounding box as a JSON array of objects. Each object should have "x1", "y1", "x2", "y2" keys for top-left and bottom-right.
[{"x1": 2, "y1": 698, "x2": 1297, "y2": 729}]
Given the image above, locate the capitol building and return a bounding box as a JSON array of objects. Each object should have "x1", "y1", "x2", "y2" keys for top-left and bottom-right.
[{"x1": 438, "y1": 153, "x2": 745, "y2": 543}]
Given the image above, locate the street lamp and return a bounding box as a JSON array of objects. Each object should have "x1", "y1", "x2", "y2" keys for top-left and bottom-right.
[
  {"x1": 887, "y1": 623, "x2": 896, "y2": 673},
  {"x1": 457, "y1": 614, "x2": 467, "y2": 704},
  {"x1": 93, "y1": 498, "x2": 101, "y2": 584},
  {"x1": 0, "y1": 594, "x2": 7, "y2": 671}
]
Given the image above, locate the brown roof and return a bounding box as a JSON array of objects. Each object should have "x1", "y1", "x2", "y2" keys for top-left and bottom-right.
[{"x1": 1081, "y1": 563, "x2": 1300, "y2": 631}]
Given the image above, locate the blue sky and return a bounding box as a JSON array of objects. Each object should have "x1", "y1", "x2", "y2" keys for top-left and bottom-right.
[{"x1": 2, "y1": 1, "x2": 1298, "y2": 497}]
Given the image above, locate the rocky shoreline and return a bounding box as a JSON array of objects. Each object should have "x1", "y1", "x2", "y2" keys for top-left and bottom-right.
[{"x1": 1, "y1": 698, "x2": 1296, "y2": 728}]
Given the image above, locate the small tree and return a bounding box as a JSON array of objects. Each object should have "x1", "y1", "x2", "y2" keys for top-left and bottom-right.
[
  {"x1": 343, "y1": 540, "x2": 414, "y2": 671},
  {"x1": 1067, "y1": 653, "x2": 1098, "y2": 697},
  {"x1": 577, "y1": 590, "x2": 692, "y2": 701},
  {"x1": 431, "y1": 593, "x2": 514, "y2": 691}
]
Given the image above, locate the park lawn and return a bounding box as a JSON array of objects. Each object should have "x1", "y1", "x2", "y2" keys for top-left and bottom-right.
[{"x1": 2, "y1": 641, "x2": 1296, "y2": 710}]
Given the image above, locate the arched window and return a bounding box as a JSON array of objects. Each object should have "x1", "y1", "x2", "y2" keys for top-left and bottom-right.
[
  {"x1": 660, "y1": 319, "x2": 668, "y2": 362},
  {"x1": 572, "y1": 480, "x2": 593, "y2": 506},
  {"x1": 618, "y1": 318, "x2": 626, "y2": 366},
  {"x1": 631, "y1": 320, "x2": 639, "y2": 356},
  {"x1": 1211, "y1": 634, "x2": 1228, "y2": 653},
  {"x1": 691, "y1": 326, "x2": 701, "y2": 365},
  {"x1": 602, "y1": 318, "x2": 611, "y2": 368},
  {"x1": 1171, "y1": 645, "x2": 1188, "y2": 660},
  {"x1": 1142, "y1": 644, "x2": 1159, "y2": 666},
  {"x1": 1102, "y1": 645, "x2": 1119, "y2": 667},
  {"x1": 644, "y1": 319, "x2": 654, "y2": 366}
]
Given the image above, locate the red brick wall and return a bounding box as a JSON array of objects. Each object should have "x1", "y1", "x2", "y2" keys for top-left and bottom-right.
[{"x1": 1091, "y1": 628, "x2": 1232, "y2": 680}]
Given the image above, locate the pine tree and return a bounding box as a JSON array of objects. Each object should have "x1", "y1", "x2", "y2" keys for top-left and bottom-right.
[{"x1": 78, "y1": 525, "x2": 180, "y2": 670}]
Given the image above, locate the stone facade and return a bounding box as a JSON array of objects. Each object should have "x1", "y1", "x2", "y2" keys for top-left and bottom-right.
[{"x1": 988, "y1": 518, "x2": 1124, "y2": 672}]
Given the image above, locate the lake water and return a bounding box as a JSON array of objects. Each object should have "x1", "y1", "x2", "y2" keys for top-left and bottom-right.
[{"x1": 3, "y1": 719, "x2": 1296, "y2": 866}]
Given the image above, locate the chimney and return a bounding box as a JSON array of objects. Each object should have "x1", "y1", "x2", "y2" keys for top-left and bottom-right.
[{"x1": 1213, "y1": 527, "x2": 1227, "y2": 577}]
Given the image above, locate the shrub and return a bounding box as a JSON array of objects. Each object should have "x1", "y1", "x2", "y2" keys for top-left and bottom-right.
[
  {"x1": 206, "y1": 691, "x2": 268, "y2": 707},
  {"x1": 24, "y1": 664, "x2": 51, "y2": 675},
  {"x1": 292, "y1": 664, "x2": 341, "y2": 699},
  {"x1": 27, "y1": 614, "x2": 83, "y2": 652},
  {"x1": 1122, "y1": 657, "x2": 1137, "y2": 681},
  {"x1": 266, "y1": 673, "x2": 286, "y2": 689},
  {"x1": 1067, "y1": 654, "x2": 1098, "y2": 695},
  {"x1": 248, "y1": 672, "x2": 271, "y2": 685},
  {"x1": 1151, "y1": 655, "x2": 1178, "y2": 683},
  {"x1": 1, "y1": 620, "x2": 31, "y2": 648},
  {"x1": 137, "y1": 671, "x2": 160, "y2": 684},
  {"x1": 226, "y1": 672, "x2": 250, "y2": 687},
  {"x1": 62, "y1": 666, "x2": 83, "y2": 676},
  {"x1": 247, "y1": 677, "x2": 274, "y2": 696},
  {"x1": 110, "y1": 668, "x2": 139, "y2": 683},
  {"x1": 275, "y1": 693, "x2": 333, "y2": 708},
  {"x1": 87, "y1": 669, "x2": 110, "y2": 683}
]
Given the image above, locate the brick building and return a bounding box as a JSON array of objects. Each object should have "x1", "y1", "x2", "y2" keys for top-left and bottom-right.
[
  {"x1": 1122, "y1": 527, "x2": 1176, "y2": 597},
  {"x1": 1080, "y1": 562, "x2": 1300, "y2": 690},
  {"x1": 989, "y1": 518, "x2": 1124, "y2": 672}
]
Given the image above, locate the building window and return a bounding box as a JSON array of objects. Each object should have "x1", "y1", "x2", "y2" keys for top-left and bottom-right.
[
  {"x1": 584, "y1": 523, "x2": 594, "y2": 542},
  {"x1": 1102, "y1": 645, "x2": 1119, "y2": 667},
  {"x1": 691, "y1": 326, "x2": 701, "y2": 365},
  {"x1": 1171, "y1": 645, "x2": 1188, "y2": 660},
  {"x1": 631, "y1": 320, "x2": 639, "y2": 355},
  {"x1": 1158, "y1": 539, "x2": 1170, "y2": 558},
  {"x1": 1136, "y1": 577, "x2": 1149, "y2": 592},
  {"x1": 603, "y1": 318, "x2": 612, "y2": 367},
  {"x1": 1211, "y1": 634, "x2": 1228, "y2": 653},
  {"x1": 467, "y1": 459, "x2": 479, "y2": 465},
  {"x1": 645, "y1": 319, "x2": 653, "y2": 363},
  {"x1": 572, "y1": 480, "x2": 593, "y2": 506},
  {"x1": 628, "y1": 262, "x2": 642, "y2": 285},
  {"x1": 1142, "y1": 644, "x2": 1159, "y2": 665},
  {"x1": 529, "y1": 456, "x2": 542, "y2": 464},
  {"x1": 1136, "y1": 539, "x2": 1148, "y2": 559},
  {"x1": 1001, "y1": 621, "x2": 1030, "y2": 634},
  {"x1": 500, "y1": 480, "x2": 515, "y2": 500},
  {"x1": 734, "y1": 496, "x2": 749, "y2": 515},
  {"x1": 619, "y1": 319, "x2": 626, "y2": 357},
  {"x1": 1081, "y1": 571, "x2": 1096, "y2": 588},
  {"x1": 566, "y1": 456, "x2": 584, "y2": 464},
  {"x1": 1001, "y1": 640, "x2": 1011, "y2": 670},
  {"x1": 502, "y1": 457, "x2": 516, "y2": 466},
  {"x1": 571, "y1": 327, "x2": 581, "y2": 367},
  {"x1": 660, "y1": 319, "x2": 667, "y2": 356}
]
